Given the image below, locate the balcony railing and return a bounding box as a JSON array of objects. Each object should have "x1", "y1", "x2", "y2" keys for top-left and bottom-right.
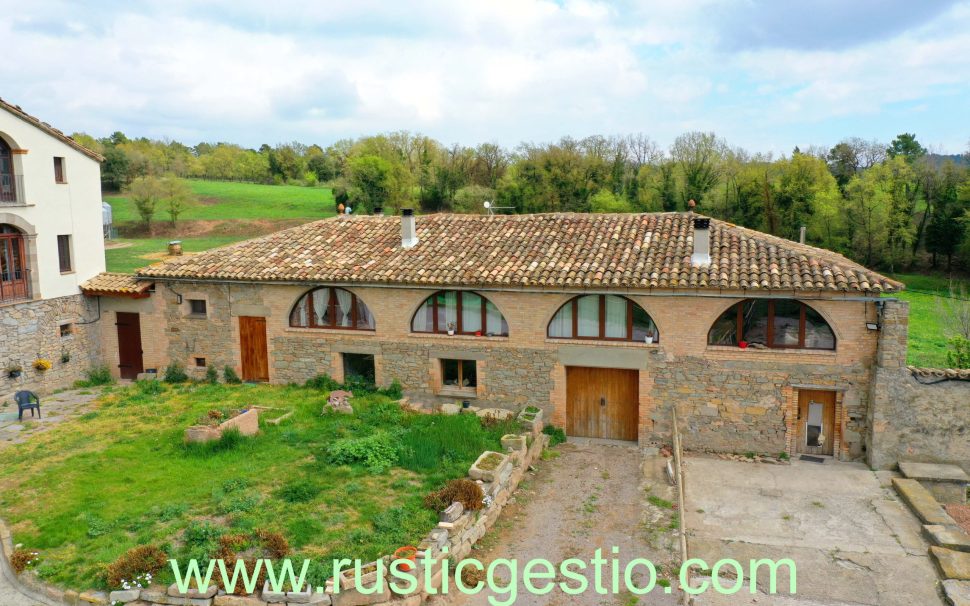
[
  {"x1": 0, "y1": 268, "x2": 31, "y2": 304},
  {"x1": 0, "y1": 174, "x2": 25, "y2": 205}
]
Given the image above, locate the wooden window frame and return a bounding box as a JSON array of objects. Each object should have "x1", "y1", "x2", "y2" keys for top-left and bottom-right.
[
  {"x1": 53, "y1": 157, "x2": 66, "y2": 184},
  {"x1": 411, "y1": 290, "x2": 508, "y2": 336},
  {"x1": 718, "y1": 300, "x2": 835, "y2": 351},
  {"x1": 290, "y1": 287, "x2": 375, "y2": 331},
  {"x1": 57, "y1": 234, "x2": 73, "y2": 273},
  {"x1": 188, "y1": 299, "x2": 207, "y2": 317},
  {"x1": 547, "y1": 294, "x2": 656, "y2": 343},
  {"x1": 440, "y1": 358, "x2": 477, "y2": 389}
]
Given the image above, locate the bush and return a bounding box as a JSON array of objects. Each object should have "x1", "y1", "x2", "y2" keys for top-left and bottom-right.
[
  {"x1": 424, "y1": 478, "x2": 484, "y2": 512},
  {"x1": 543, "y1": 424, "x2": 566, "y2": 446},
  {"x1": 205, "y1": 366, "x2": 219, "y2": 384},
  {"x1": 255, "y1": 528, "x2": 291, "y2": 559},
  {"x1": 946, "y1": 336, "x2": 970, "y2": 369},
  {"x1": 105, "y1": 545, "x2": 168, "y2": 589},
  {"x1": 305, "y1": 374, "x2": 341, "y2": 391},
  {"x1": 379, "y1": 379, "x2": 403, "y2": 400},
  {"x1": 183, "y1": 521, "x2": 222, "y2": 547},
  {"x1": 223, "y1": 366, "x2": 242, "y2": 384},
  {"x1": 163, "y1": 362, "x2": 188, "y2": 383},
  {"x1": 9, "y1": 548, "x2": 39, "y2": 574},
  {"x1": 277, "y1": 481, "x2": 321, "y2": 504},
  {"x1": 78, "y1": 365, "x2": 114, "y2": 387},
  {"x1": 326, "y1": 432, "x2": 398, "y2": 473}
]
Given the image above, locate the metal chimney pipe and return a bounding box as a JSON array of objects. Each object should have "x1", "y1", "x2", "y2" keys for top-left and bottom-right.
[
  {"x1": 799, "y1": 225, "x2": 807, "y2": 244},
  {"x1": 401, "y1": 208, "x2": 418, "y2": 248},
  {"x1": 691, "y1": 217, "x2": 711, "y2": 266}
]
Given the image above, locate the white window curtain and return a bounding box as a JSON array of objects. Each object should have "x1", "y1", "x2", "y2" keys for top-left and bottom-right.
[
  {"x1": 412, "y1": 298, "x2": 434, "y2": 332},
  {"x1": 312, "y1": 290, "x2": 329, "y2": 326},
  {"x1": 291, "y1": 294, "x2": 309, "y2": 326},
  {"x1": 356, "y1": 301, "x2": 375, "y2": 329},
  {"x1": 437, "y1": 291, "x2": 458, "y2": 331},
  {"x1": 462, "y1": 293, "x2": 483, "y2": 333},
  {"x1": 576, "y1": 295, "x2": 600, "y2": 337},
  {"x1": 604, "y1": 296, "x2": 628, "y2": 338},
  {"x1": 334, "y1": 288, "x2": 353, "y2": 327},
  {"x1": 548, "y1": 304, "x2": 572, "y2": 338},
  {"x1": 485, "y1": 300, "x2": 507, "y2": 336}
]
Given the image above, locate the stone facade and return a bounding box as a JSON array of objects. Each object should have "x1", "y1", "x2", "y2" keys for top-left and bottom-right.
[
  {"x1": 93, "y1": 280, "x2": 896, "y2": 460},
  {"x1": 0, "y1": 295, "x2": 101, "y2": 395}
]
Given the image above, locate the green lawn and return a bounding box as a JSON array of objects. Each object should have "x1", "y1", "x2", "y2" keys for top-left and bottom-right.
[
  {"x1": 106, "y1": 237, "x2": 249, "y2": 273},
  {"x1": 0, "y1": 382, "x2": 513, "y2": 590},
  {"x1": 890, "y1": 272, "x2": 970, "y2": 367},
  {"x1": 105, "y1": 180, "x2": 336, "y2": 223}
]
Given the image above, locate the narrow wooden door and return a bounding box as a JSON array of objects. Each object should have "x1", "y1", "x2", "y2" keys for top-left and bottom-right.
[
  {"x1": 566, "y1": 366, "x2": 639, "y2": 441},
  {"x1": 239, "y1": 316, "x2": 269, "y2": 382},
  {"x1": 115, "y1": 312, "x2": 144, "y2": 380},
  {"x1": 796, "y1": 389, "x2": 836, "y2": 456}
]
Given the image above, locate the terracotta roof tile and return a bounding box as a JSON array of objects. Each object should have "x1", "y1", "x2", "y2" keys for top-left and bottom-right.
[
  {"x1": 908, "y1": 366, "x2": 970, "y2": 381},
  {"x1": 0, "y1": 98, "x2": 103, "y2": 161},
  {"x1": 80, "y1": 272, "x2": 153, "y2": 296},
  {"x1": 138, "y1": 212, "x2": 903, "y2": 293}
]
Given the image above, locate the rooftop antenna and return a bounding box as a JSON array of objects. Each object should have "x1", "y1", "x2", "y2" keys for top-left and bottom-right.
[{"x1": 484, "y1": 200, "x2": 514, "y2": 216}]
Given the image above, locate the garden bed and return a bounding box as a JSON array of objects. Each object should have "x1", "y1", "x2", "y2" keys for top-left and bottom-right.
[{"x1": 0, "y1": 381, "x2": 520, "y2": 592}]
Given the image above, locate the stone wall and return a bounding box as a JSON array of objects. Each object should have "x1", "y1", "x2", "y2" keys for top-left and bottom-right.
[{"x1": 0, "y1": 295, "x2": 101, "y2": 395}]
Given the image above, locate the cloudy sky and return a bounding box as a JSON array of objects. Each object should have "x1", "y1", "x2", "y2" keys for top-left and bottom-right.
[{"x1": 4, "y1": 0, "x2": 969, "y2": 154}]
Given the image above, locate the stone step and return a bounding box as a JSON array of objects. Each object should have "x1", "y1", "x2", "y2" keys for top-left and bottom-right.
[
  {"x1": 900, "y1": 462, "x2": 970, "y2": 484},
  {"x1": 892, "y1": 477, "x2": 954, "y2": 525},
  {"x1": 932, "y1": 546, "x2": 970, "y2": 581},
  {"x1": 925, "y1": 525, "x2": 970, "y2": 553},
  {"x1": 944, "y1": 580, "x2": 970, "y2": 606}
]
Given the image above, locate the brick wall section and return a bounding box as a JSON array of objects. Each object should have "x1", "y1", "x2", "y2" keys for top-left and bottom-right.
[
  {"x1": 95, "y1": 283, "x2": 884, "y2": 459},
  {"x1": 0, "y1": 295, "x2": 101, "y2": 394}
]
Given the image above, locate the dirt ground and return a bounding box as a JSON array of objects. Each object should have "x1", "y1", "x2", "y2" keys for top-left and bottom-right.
[
  {"x1": 429, "y1": 440, "x2": 681, "y2": 606},
  {"x1": 946, "y1": 504, "x2": 970, "y2": 535},
  {"x1": 685, "y1": 456, "x2": 944, "y2": 606}
]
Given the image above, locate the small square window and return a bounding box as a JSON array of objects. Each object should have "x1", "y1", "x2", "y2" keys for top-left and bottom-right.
[
  {"x1": 194, "y1": 357, "x2": 207, "y2": 367},
  {"x1": 441, "y1": 359, "x2": 477, "y2": 389},
  {"x1": 189, "y1": 299, "x2": 207, "y2": 317},
  {"x1": 59, "y1": 323, "x2": 74, "y2": 338},
  {"x1": 54, "y1": 157, "x2": 66, "y2": 183}
]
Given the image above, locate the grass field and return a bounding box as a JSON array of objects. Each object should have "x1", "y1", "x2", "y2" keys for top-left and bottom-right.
[
  {"x1": 890, "y1": 272, "x2": 970, "y2": 367},
  {"x1": 104, "y1": 180, "x2": 336, "y2": 272},
  {"x1": 0, "y1": 381, "x2": 514, "y2": 590},
  {"x1": 105, "y1": 180, "x2": 336, "y2": 223}
]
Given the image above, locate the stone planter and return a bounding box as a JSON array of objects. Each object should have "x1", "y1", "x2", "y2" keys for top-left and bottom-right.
[
  {"x1": 518, "y1": 406, "x2": 543, "y2": 435},
  {"x1": 185, "y1": 408, "x2": 260, "y2": 443},
  {"x1": 469, "y1": 451, "x2": 510, "y2": 482}
]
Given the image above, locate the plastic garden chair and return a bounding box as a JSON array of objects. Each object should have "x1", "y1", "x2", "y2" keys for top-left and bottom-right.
[{"x1": 14, "y1": 391, "x2": 40, "y2": 421}]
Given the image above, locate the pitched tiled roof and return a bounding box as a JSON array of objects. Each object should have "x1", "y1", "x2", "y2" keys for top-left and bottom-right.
[
  {"x1": 138, "y1": 213, "x2": 903, "y2": 293},
  {"x1": 0, "y1": 98, "x2": 104, "y2": 161},
  {"x1": 908, "y1": 367, "x2": 970, "y2": 381},
  {"x1": 80, "y1": 272, "x2": 153, "y2": 297}
]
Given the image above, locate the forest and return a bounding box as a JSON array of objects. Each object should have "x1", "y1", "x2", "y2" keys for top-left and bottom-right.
[{"x1": 75, "y1": 130, "x2": 970, "y2": 274}]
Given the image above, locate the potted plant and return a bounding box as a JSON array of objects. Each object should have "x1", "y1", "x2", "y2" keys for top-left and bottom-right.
[
  {"x1": 392, "y1": 546, "x2": 418, "y2": 571},
  {"x1": 475, "y1": 330, "x2": 482, "y2": 337},
  {"x1": 738, "y1": 340, "x2": 749, "y2": 349},
  {"x1": 644, "y1": 330, "x2": 655, "y2": 345},
  {"x1": 33, "y1": 358, "x2": 52, "y2": 372},
  {"x1": 60, "y1": 351, "x2": 71, "y2": 364},
  {"x1": 447, "y1": 322, "x2": 456, "y2": 336},
  {"x1": 5, "y1": 364, "x2": 22, "y2": 379}
]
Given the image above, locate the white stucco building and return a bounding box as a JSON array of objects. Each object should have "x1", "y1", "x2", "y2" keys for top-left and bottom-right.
[{"x1": 0, "y1": 99, "x2": 105, "y2": 392}]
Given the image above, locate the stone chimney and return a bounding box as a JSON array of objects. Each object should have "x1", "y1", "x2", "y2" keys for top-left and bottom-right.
[
  {"x1": 691, "y1": 217, "x2": 711, "y2": 266},
  {"x1": 401, "y1": 208, "x2": 418, "y2": 248}
]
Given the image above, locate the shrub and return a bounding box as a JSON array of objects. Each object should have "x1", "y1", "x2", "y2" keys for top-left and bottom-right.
[
  {"x1": 542, "y1": 424, "x2": 566, "y2": 446},
  {"x1": 277, "y1": 481, "x2": 321, "y2": 504},
  {"x1": 326, "y1": 432, "x2": 398, "y2": 473},
  {"x1": 223, "y1": 366, "x2": 242, "y2": 384},
  {"x1": 105, "y1": 545, "x2": 168, "y2": 589},
  {"x1": 78, "y1": 365, "x2": 114, "y2": 387},
  {"x1": 205, "y1": 366, "x2": 219, "y2": 384},
  {"x1": 136, "y1": 379, "x2": 163, "y2": 396},
  {"x1": 255, "y1": 528, "x2": 291, "y2": 559},
  {"x1": 305, "y1": 374, "x2": 342, "y2": 391},
  {"x1": 946, "y1": 336, "x2": 970, "y2": 369},
  {"x1": 184, "y1": 521, "x2": 222, "y2": 547},
  {"x1": 379, "y1": 379, "x2": 404, "y2": 400},
  {"x1": 424, "y1": 478, "x2": 484, "y2": 511},
  {"x1": 163, "y1": 362, "x2": 188, "y2": 383},
  {"x1": 9, "y1": 548, "x2": 39, "y2": 574}
]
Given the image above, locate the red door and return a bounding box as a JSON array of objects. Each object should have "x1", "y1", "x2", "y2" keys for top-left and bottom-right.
[{"x1": 115, "y1": 312, "x2": 144, "y2": 380}]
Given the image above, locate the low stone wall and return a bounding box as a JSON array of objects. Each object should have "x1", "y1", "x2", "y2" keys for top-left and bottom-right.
[
  {"x1": 869, "y1": 367, "x2": 970, "y2": 473},
  {"x1": 184, "y1": 408, "x2": 260, "y2": 443},
  {"x1": 3, "y1": 410, "x2": 548, "y2": 606},
  {"x1": 0, "y1": 295, "x2": 101, "y2": 397}
]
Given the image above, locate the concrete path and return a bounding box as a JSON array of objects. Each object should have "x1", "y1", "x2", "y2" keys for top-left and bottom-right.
[
  {"x1": 429, "y1": 441, "x2": 681, "y2": 606},
  {"x1": 684, "y1": 457, "x2": 944, "y2": 606}
]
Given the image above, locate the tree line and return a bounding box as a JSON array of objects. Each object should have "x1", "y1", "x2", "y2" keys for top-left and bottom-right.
[{"x1": 74, "y1": 130, "x2": 970, "y2": 272}]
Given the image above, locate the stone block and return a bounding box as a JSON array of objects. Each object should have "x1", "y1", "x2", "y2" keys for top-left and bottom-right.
[
  {"x1": 892, "y1": 478, "x2": 954, "y2": 525},
  {"x1": 109, "y1": 589, "x2": 142, "y2": 603},
  {"x1": 142, "y1": 588, "x2": 215, "y2": 605},
  {"x1": 330, "y1": 587, "x2": 390, "y2": 606},
  {"x1": 469, "y1": 451, "x2": 510, "y2": 482},
  {"x1": 168, "y1": 582, "x2": 219, "y2": 598},
  {"x1": 79, "y1": 590, "x2": 110, "y2": 604},
  {"x1": 440, "y1": 501, "x2": 463, "y2": 523},
  {"x1": 933, "y1": 547, "x2": 970, "y2": 580},
  {"x1": 213, "y1": 596, "x2": 268, "y2": 606},
  {"x1": 925, "y1": 525, "x2": 970, "y2": 553},
  {"x1": 943, "y1": 580, "x2": 970, "y2": 606},
  {"x1": 262, "y1": 580, "x2": 287, "y2": 602}
]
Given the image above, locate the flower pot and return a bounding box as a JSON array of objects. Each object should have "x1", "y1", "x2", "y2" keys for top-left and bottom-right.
[
  {"x1": 645, "y1": 336, "x2": 654, "y2": 344},
  {"x1": 738, "y1": 341, "x2": 749, "y2": 349},
  {"x1": 475, "y1": 331, "x2": 482, "y2": 337},
  {"x1": 447, "y1": 330, "x2": 455, "y2": 336},
  {"x1": 393, "y1": 546, "x2": 418, "y2": 571},
  {"x1": 7, "y1": 370, "x2": 21, "y2": 379}
]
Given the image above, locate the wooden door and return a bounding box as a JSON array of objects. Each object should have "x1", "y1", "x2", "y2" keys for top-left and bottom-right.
[
  {"x1": 239, "y1": 316, "x2": 269, "y2": 382},
  {"x1": 566, "y1": 366, "x2": 639, "y2": 441},
  {"x1": 115, "y1": 312, "x2": 144, "y2": 380},
  {"x1": 796, "y1": 389, "x2": 836, "y2": 456}
]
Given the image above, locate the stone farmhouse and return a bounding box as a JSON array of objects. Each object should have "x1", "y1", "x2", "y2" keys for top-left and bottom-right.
[
  {"x1": 0, "y1": 99, "x2": 105, "y2": 393},
  {"x1": 81, "y1": 209, "x2": 911, "y2": 462}
]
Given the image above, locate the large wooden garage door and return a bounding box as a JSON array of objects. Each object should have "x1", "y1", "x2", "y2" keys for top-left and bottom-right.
[{"x1": 566, "y1": 366, "x2": 639, "y2": 441}]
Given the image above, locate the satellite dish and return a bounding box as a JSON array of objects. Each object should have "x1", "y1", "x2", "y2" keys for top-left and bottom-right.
[{"x1": 483, "y1": 201, "x2": 492, "y2": 209}]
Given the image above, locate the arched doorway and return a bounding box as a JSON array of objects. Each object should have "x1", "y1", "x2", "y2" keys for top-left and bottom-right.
[{"x1": 0, "y1": 224, "x2": 29, "y2": 302}]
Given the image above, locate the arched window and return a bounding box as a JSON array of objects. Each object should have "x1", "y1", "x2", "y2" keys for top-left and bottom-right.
[
  {"x1": 547, "y1": 295, "x2": 658, "y2": 342},
  {"x1": 411, "y1": 291, "x2": 509, "y2": 336},
  {"x1": 0, "y1": 138, "x2": 16, "y2": 203},
  {"x1": 0, "y1": 224, "x2": 28, "y2": 302},
  {"x1": 708, "y1": 299, "x2": 835, "y2": 350},
  {"x1": 289, "y1": 287, "x2": 375, "y2": 330}
]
